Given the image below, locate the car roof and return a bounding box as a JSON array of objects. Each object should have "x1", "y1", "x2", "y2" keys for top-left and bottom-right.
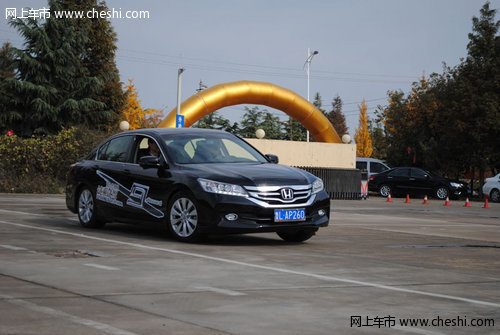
[{"x1": 119, "y1": 128, "x2": 228, "y2": 136}]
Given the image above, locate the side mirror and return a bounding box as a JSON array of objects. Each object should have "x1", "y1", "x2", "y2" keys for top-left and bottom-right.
[
  {"x1": 139, "y1": 155, "x2": 161, "y2": 169},
  {"x1": 265, "y1": 154, "x2": 279, "y2": 164}
]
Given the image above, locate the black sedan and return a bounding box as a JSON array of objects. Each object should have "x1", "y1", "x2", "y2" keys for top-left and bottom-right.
[
  {"x1": 368, "y1": 167, "x2": 469, "y2": 200},
  {"x1": 66, "y1": 128, "x2": 330, "y2": 242}
]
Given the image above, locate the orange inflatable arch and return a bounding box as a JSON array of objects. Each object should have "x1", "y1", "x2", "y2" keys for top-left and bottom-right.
[{"x1": 158, "y1": 80, "x2": 341, "y2": 143}]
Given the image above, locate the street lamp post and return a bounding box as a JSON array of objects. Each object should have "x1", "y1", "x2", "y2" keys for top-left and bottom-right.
[
  {"x1": 304, "y1": 48, "x2": 318, "y2": 142},
  {"x1": 176, "y1": 68, "x2": 185, "y2": 122}
]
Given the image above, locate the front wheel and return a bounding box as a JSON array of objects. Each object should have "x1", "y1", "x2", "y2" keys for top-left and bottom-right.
[
  {"x1": 435, "y1": 186, "x2": 449, "y2": 200},
  {"x1": 277, "y1": 229, "x2": 316, "y2": 243},
  {"x1": 167, "y1": 192, "x2": 204, "y2": 242},
  {"x1": 490, "y1": 189, "x2": 500, "y2": 203},
  {"x1": 77, "y1": 187, "x2": 105, "y2": 228}
]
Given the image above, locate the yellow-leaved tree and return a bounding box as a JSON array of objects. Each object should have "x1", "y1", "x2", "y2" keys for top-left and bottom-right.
[
  {"x1": 354, "y1": 99, "x2": 373, "y2": 157},
  {"x1": 121, "y1": 79, "x2": 163, "y2": 130}
]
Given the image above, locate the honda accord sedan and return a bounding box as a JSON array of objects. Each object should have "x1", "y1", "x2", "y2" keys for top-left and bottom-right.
[
  {"x1": 368, "y1": 167, "x2": 469, "y2": 200},
  {"x1": 66, "y1": 128, "x2": 330, "y2": 242}
]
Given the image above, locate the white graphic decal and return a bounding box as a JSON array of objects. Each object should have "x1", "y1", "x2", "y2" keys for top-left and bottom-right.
[{"x1": 96, "y1": 170, "x2": 164, "y2": 218}]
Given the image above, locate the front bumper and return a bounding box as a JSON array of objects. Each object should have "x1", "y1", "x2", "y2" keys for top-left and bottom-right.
[{"x1": 196, "y1": 191, "x2": 330, "y2": 234}]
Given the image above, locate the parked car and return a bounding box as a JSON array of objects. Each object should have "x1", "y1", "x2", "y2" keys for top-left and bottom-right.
[
  {"x1": 66, "y1": 128, "x2": 330, "y2": 242},
  {"x1": 356, "y1": 157, "x2": 390, "y2": 179},
  {"x1": 368, "y1": 167, "x2": 469, "y2": 200},
  {"x1": 482, "y1": 173, "x2": 500, "y2": 202}
]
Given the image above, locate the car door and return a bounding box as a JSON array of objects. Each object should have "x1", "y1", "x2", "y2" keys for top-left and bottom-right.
[
  {"x1": 122, "y1": 136, "x2": 174, "y2": 223},
  {"x1": 94, "y1": 135, "x2": 135, "y2": 220},
  {"x1": 409, "y1": 168, "x2": 433, "y2": 195},
  {"x1": 386, "y1": 168, "x2": 410, "y2": 193}
]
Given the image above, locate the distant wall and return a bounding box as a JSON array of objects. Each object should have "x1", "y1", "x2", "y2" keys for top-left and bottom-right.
[{"x1": 245, "y1": 138, "x2": 356, "y2": 169}]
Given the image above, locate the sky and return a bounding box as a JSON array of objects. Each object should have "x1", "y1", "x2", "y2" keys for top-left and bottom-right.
[{"x1": 1, "y1": 0, "x2": 499, "y2": 136}]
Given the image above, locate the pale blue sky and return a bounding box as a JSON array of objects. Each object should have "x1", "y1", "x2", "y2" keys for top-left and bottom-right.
[{"x1": 1, "y1": 0, "x2": 498, "y2": 135}]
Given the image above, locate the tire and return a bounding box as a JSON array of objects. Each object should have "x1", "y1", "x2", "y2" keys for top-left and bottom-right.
[
  {"x1": 167, "y1": 192, "x2": 204, "y2": 242},
  {"x1": 435, "y1": 186, "x2": 449, "y2": 200},
  {"x1": 491, "y1": 189, "x2": 500, "y2": 203},
  {"x1": 277, "y1": 229, "x2": 316, "y2": 243},
  {"x1": 77, "y1": 187, "x2": 105, "y2": 228},
  {"x1": 379, "y1": 184, "x2": 392, "y2": 197}
]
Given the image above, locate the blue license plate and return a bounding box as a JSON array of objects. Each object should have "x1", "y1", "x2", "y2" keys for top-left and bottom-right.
[{"x1": 274, "y1": 208, "x2": 306, "y2": 222}]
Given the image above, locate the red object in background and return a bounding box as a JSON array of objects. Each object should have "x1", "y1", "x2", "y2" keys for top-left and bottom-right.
[
  {"x1": 407, "y1": 147, "x2": 411, "y2": 155},
  {"x1": 6, "y1": 130, "x2": 13, "y2": 136}
]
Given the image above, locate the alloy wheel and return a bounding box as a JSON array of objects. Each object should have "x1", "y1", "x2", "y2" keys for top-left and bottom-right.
[{"x1": 170, "y1": 197, "x2": 198, "y2": 237}]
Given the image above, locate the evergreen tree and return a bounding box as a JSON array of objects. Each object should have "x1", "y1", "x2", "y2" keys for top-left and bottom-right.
[
  {"x1": 327, "y1": 95, "x2": 348, "y2": 137},
  {"x1": 354, "y1": 99, "x2": 373, "y2": 158},
  {"x1": 194, "y1": 111, "x2": 237, "y2": 132},
  {"x1": 60, "y1": 0, "x2": 126, "y2": 129},
  {"x1": 1, "y1": 0, "x2": 107, "y2": 136},
  {"x1": 240, "y1": 106, "x2": 264, "y2": 138},
  {"x1": 0, "y1": 43, "x2": 18, "y2": 130}
]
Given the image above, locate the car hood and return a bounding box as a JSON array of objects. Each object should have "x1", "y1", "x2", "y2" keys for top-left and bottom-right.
[{"x1": 180, "y1": 163, "x2": 315, "y2": 186}]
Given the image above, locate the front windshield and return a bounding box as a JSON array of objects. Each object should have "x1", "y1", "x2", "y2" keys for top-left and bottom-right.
[{"x1": 161, "y1": 133, "x2": 268, "y2": 164}]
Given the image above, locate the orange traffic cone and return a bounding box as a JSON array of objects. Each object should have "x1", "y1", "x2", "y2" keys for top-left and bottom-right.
[
  {"x1": 423, "y1": 195, "x2": 429, "y2": 205},
  {"x1": 387, "y1": 193, "x2": 393, "y2": 202},
  {"x1": 405, "y1": 194, "x2": 411, "y2": 203},
  {"x1": 483, "y1": 197, "x2": 490, "y2": 209},
  {"x1": 464, "y1": 198, "x2": 471, "y2": 207},
  {"x1": 443, "y1": 197, "x2": 451, "y2": 206}
]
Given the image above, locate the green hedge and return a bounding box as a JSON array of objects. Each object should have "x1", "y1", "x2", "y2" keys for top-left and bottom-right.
[{"x1": 0, "y1": 127, "x2": 109, "y2": 193}]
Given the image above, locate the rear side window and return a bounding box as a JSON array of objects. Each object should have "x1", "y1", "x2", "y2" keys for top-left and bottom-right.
[
  {"x1": 356, "y1": 162, "x2": 367, "y2": 171},
  {"x1": 371, "y1": 162, "x2": 388, "y2": 173},
  {"x1": 411, "y1": 168, "x2": 428, "y2": 178},
  {"x1": 389, "y1": 168, "x2": 409, "y2": 177},
  {"x1": 97, "y1": 136, "x2": 134, "y2": 162}
]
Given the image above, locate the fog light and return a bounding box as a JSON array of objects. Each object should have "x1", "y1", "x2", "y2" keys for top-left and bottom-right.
[
  {"x1": 318, "y1": 209, "x2": 326, "y2": 216},
  {"x1": 225, "y1": 213, "x2": 238, "y2": 221}
]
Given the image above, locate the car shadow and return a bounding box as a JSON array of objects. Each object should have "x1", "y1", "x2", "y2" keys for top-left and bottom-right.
[{"x1": 26, "y1": 217, "x2": 299, "y2": 247}]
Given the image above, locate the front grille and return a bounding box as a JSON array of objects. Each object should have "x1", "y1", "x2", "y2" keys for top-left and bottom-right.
[{"x1": 244, "y1": 185, "x2": 315, "y2": 208}]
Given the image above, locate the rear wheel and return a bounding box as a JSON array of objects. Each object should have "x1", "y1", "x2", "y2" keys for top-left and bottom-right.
[
  {"x1": 77, "y1": 187, "x2": 105, "y2": 228},
  {"x1": 379, "y1": 184, "x2": 392, "y2": 197},
  {"x1": 277, "y1": 229, "x2": 316, "y2": 243},
  {"x1": 167, "y1": 192, "x2": 204, "y2": 242},
  {"x1": 490, "y1": 189, "x2": 500, "y2": 203},
  {"x1": 435, "y1": 186, "x2": 449, "y2": 200}
]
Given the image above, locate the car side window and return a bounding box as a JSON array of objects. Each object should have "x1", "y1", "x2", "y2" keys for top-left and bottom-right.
[
  {"x1": 389, "y1": 168, "x2": 409, "y2": 177},
  {"x1": 356, "y1": 162, "x2": 367, "y2": 171},
  {"x1": 411, "y1": 168, "x2": 427, "y2": 179},
  {"x1": 371, "y1": 162, "x2": 387, "y2": 173},
  {"x1": 97, "y1": 136, "x2": 134, "y2": 162}
]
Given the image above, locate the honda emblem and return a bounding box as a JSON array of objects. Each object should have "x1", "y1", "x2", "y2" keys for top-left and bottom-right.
[{"x1": 280, "y1": 188, "x2": 294, "y2": 200}]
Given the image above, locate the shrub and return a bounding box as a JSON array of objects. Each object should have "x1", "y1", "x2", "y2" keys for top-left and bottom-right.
[{"x1": 0, "y1": 127, "x2": 109, "y2": 193}]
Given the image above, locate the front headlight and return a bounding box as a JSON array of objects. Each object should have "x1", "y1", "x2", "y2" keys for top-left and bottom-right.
[
  {"x1": 198, "y1": 178, "x2": 248, "y2": 197},
  {"x1": 450, "y1": 182, "x2": 463, "y2": 188},
  {"x1": 311, "y1": 178, "x2": 324, "y2": 194}
]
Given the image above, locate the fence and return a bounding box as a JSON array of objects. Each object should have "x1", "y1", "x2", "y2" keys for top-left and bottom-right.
[{"x1": 296, "y1": 166, "x2": 361, "y2": 200}]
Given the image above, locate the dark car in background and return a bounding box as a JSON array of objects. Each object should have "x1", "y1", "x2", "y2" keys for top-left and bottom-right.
[
  {"x1": 368, "y1": 167, "x2": 469, "y2": 200},
  {"x1": 66, "y1": 128, "x2": 330, "y2": 242}
]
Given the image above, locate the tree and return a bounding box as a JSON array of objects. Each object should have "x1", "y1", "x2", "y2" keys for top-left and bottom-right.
[
  {"x1": 0, "y1": 42, "x2": 17, "y2": 130},
  {"x1": 121, "y1": 79, "x2": 162, "y2": 130},
  {"x1": 1, "y1": 0, "x2": 108, "y2": 136},
  {"x1": 194, "y1": 111, "x2": 238, "y2": 132},
  {"x1": 60, "y1": 0, "x2": 126, "y2": 129},
  {"x1": 354, "y1": 99, "x2": 373, "y2": 158},
  {"x1": 239, "y1": 106, "x2": 264, "y2": 138},
  {"x1": 327, "y1": 95, "x2": 348, "y2": 137}
]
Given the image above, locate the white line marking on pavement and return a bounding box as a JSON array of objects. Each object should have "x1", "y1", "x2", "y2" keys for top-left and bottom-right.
[
  {"x1": 1, "y1": 220, "x2": 499, "y2": 308},
  {"x1": 0, "y1": 244, "x2": 29, "y2": 251},
  {"x1": 195, "y1": 286, "x2": 246, "y2": 296},
  {"x1": 0, "y1": 294, "x2": 139, "y2": 335},
  {"x1": 85, "y1": 263, "x2": 120, "y2": 271},
  {"x1": 0, "y1": 208, "x2": 45, "y2": 217}
]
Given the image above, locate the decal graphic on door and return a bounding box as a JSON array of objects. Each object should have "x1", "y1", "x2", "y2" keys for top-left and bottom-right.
[{"x1": 96, "y1": 170, "x2": 164, "y2": 218}]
